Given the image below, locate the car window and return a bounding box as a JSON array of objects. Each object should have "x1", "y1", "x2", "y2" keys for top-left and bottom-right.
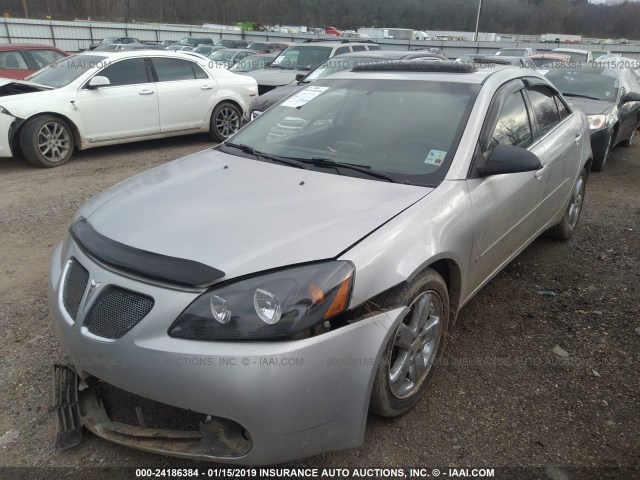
[
  {"x1": 152, "y1": 58, "x2": 196, "y2": 81},
  {"x1": 99, "y1": 58, "x2": 149, "y2": 86},
  {"x1": 28, "y1": 49, "x2": 66, "y2": 69},
  {"x1": 527, "y1": 86, "x2": 561, "y2": 136},
  {"x1": 335, "y1": 46, "x2": 350, "y2": 56},
  {"x1": 192, "y1": 63, "x2": 208, "y2": 79},
  {"x1": 487, "y1": 90, "x2": 533, "y2": 154},
  {"x1": 555, "y1": 95, "x2": 570, "y2": 120},
  {"x1": 351, "y1": 45, "x2": 366, "y2": 52},
  {"x1": 0, "y1": 51, "x2": 29, "y2": 70},
  {"x1": 367, "y1": 45, "x2": 382, "y2": 51}
]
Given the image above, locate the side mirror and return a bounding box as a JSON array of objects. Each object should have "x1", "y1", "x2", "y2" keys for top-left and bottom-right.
[
  {"x1": 478, "y1": 144, "x2": 542, "y2": 176},
  {"x1": 87, "y1": 76, "x2": 110, "y2": 89},
  {"x1": 295, "y1": 73, "x2": 306, "y2": 82},
  {"x1": 622, "y1": 92, "x2": 640, "y2": 103}
]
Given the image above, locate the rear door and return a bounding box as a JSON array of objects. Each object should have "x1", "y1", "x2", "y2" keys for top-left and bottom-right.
[
  {"x1": 466, "y1": 80, "x2": 549, "y2": 291},
  {"x1": 150, "y1": 57, "x2": 218, "y2": 132},
  {"x1": 523, "y1": 81, "x2": 579, "y2": 221}
]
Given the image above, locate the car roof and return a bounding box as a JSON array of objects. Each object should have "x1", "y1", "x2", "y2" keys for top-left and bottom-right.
[
  {"x1": 552, "y1": 48, "x2": 590, "y2": 54},
  {"x1": 0, "y1": 44, "x2": 65, "y2": 51},
  {"x1": 289, "y1": 41, "x2": 376, "y2": 47},
  {"x1": 214, "y1": 48, "x2": 255, "y2": 53},
  {"x1": 326, "y1": 60, "x2": 544, "y2": 86},
  {"x1": 77, "y1": 50, "x2": 211, "y2": 62},
  {"x1": 529, "y1": 53, "x2": 571, "y2": 60}
]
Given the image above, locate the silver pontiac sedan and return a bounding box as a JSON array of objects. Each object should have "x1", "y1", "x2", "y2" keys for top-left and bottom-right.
[{"x1": 49, "y1": 62, "x2": 592, "y2": 464}]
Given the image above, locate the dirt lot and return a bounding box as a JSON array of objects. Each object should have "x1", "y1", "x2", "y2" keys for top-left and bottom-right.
[{"x1": 0, "y1": 134, "x2": 638, "y2": 479}]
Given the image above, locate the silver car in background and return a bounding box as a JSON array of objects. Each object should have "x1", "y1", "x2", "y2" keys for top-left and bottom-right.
[{"x1": 49, "y1": 61, "x2": 592, "y2": 464}]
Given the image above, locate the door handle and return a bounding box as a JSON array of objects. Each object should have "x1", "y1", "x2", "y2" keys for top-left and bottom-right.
[
  {"x1": 139, "y1": 89, "x2": 155, "y2": 95},
  {"x1": 575, "y1": 132, "x2": 582, "y2": 144},
  {"x1": 534, "y1": 164, "x2": 548, "y2": 179},
  {"x1": 201, "y1": 85, "x2": 213, "y2": 90}
]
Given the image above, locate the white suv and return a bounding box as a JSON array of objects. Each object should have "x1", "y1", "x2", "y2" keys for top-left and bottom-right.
[{"x1": 246, "y1": 40, "x2": 381, "y2": 94}]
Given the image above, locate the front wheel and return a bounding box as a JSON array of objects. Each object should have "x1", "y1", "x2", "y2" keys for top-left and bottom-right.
[
  {"x1": 19, "y1": 115, "x2": 75, "y2": 168},
  {"x1": 370, "y1": 268, "x2": 449, "y2": 417},
  {"x1": 546, "y1": 168, "x2": 587, "y2": 240},
  {"x1": 209, "y1": 102, "x2": 242, "y2": 142}
]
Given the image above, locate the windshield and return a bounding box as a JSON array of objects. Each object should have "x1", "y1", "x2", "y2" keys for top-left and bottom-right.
[
  {"x1": 545, "y1": 68, "x2": 619, "y2": 101},
  {"x1": 230, "y1": 55, "x2": 273, "y2": 72},
  {"x1": 225, "y1": 78, "x2": 479, "y2": 186},
  {"x1": 26, "y1": 54, "x2": 107, "y2": 88},
  {"x1": 270, "y1": 46, "x2": 333, "y2": 70}
]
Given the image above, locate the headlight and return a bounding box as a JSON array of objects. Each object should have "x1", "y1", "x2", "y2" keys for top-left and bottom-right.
[
  {"x1": 587, "y1": 114, "x2": 609, "y2": 130},
  {"x1": 169, "y1": 261, "x2": 354, "y2": 340}
]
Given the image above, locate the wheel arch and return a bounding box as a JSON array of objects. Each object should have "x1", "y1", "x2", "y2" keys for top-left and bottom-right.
[{"x1": 14, "y1": 111, "x2": 82, "y2": 151}]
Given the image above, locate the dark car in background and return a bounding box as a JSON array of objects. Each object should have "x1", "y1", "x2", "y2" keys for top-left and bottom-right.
[
  {"x1": 246, "y1": 42, "x2": 286, "y2": 54},
  {"x1": 176, "y1": 37, "x2": 213, "y2": 48},
  {"x1": 229, "y1": 53, "x2": 278, "y2": 74},
  {"x1": 246, "y1": 40, "x2": 381, "y2": 95},
  {"x1": 544, "y1": 64, "x2": 640, "y2": 171},
  {"x1": 87, "y1": 36, "x2": 139, "y2": 50},
  {"x1": 214, "y1": 39, "x2": 249, "y2": 49},
  {"x1": 249, "y1": 50, "x2": 446, "y2": 118},
  {"x1": 0, "y1": 44, "x2": 69, "y2": 79}
]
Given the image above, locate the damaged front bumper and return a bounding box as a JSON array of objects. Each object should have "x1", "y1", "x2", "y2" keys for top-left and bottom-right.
[
  {"x1": 54, "y1": 364, "x2": 252, "y2": 459},
  {"x1": 49, "y1": 242, "x2": 406, "y2": 464}
]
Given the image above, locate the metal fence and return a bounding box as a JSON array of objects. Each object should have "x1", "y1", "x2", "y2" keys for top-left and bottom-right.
[{"x1": 2, "y1": 17, "x2": 640, "y2": 59}]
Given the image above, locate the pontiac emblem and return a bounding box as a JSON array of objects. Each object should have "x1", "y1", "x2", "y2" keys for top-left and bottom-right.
[{"x1": 86, "y1": 279, "x2": 101, "y2": 304}]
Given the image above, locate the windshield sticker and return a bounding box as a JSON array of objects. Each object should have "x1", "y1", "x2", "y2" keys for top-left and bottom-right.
[
  {"x1": 425, "y1": 149, "x2": 447, "y2": 166},
  {"x1": 538, "y1": 69, "x2": 549, "y2": 75},
  {"x1": 281, "y1": 86, "x2": 329, "y2": 108}
]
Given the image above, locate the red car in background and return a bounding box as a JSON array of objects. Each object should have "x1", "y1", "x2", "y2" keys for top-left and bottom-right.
[{"x1": 0, "y1": 44, "x2": 69, "y2": 79}]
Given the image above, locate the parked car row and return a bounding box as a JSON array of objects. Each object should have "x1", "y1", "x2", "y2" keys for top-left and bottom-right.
[{"x1": 49, "y1": 59, "x2": 594, "y2": 465}]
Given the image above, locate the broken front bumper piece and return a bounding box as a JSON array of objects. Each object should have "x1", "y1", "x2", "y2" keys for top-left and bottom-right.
[{"x1": 52, "y1": 364, "x2": 252, "y2": 460}]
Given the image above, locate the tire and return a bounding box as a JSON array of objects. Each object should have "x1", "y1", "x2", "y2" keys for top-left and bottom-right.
[
  {"x1": 209, "y1": 102, "x2": 242, "y2": 142},
  {"x1": 19, "y1": 115, "x2": 75, "y2": 168},
  {"x1": 546, "y1": 168, "x2": 587, "y2": 241},
  {"x1": 370, "y1": 268, "x2": 450, "y2": 417},
  {"x1": 591, "y1": 132, "x2": 613, "y2": 172},
  {"x1": 620, "y1": 128, "x2": 637, "y2": 148}
]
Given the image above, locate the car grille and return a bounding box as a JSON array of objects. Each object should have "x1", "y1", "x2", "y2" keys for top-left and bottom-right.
[
  {"x1": 84, "y1": 286, "x2": 154, "y2": 340},
  {"x1": 62, "y1": 258, "x2": 89, "y2": 321}
]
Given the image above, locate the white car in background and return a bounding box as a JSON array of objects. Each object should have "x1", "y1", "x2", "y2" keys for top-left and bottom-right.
[{"x1": 0, "y1": 50, "x2": 257, "y2": 167}]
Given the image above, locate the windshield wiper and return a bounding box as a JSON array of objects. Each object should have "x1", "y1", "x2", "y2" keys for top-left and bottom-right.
[
  {"x1": 305, "y1": 157, "x2": 399, "y2": 183},
  {"x1": 220, "y1": 142, "x2": 309, "y2": 169},
  {"x1": 562, "y1": 93, "x2": 605, "y2": 101}
]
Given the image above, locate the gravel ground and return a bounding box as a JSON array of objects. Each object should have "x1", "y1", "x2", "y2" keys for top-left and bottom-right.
[{"x1": 0, "y1": 134, "x2": 638, "y2": 479}]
